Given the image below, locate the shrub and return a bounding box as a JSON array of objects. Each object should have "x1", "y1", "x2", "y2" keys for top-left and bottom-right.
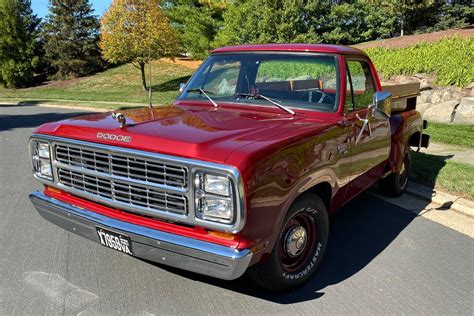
[{"x1": 365, "y1": 37, "x2": 474, "y2": 87}]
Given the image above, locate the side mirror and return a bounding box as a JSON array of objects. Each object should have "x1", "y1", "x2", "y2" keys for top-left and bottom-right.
[
  {"x1": 372, "y1": 91, "x2": 392, "y2": 119},
  {"x1": 179, "y1": 83, "x2": 186, "y2": 93}
]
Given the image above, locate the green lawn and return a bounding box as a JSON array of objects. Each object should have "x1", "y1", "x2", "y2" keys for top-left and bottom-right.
[
  {"x1": 0, "y1": 60, "x2": 193, "y2": 109},
  {"x1": 425, "y1": 122, "x2": 474, "y2": 149},
  {"x1": 411, "y1": 152, "x2": 474, "y2": 199}
]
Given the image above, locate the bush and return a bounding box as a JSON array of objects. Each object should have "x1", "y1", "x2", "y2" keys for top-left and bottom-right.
[{"x1": 365, "y1": 37, "x2": 474, "y2": 87}]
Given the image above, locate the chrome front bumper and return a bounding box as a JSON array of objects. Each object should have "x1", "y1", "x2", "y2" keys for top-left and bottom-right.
[{"x1": 29, "y1": 192, "x2": 252, "y2": 280}]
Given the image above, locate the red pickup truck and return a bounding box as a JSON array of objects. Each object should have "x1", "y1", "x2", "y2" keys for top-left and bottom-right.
[{"x1": 29, "y1": 44, "x2": 429, "y2": 291}]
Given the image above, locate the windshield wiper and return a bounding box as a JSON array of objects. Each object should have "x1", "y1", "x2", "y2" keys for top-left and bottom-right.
[
  {"x1": 235, "y1": 93, "x2": 295, "y2": 115},
  {"x1": 186, "y1": 88, "x2": 218, "y2": 108}
]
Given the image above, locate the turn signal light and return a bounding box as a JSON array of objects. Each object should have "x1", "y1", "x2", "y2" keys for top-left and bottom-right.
[
  {"x1": 45, "y1": 186, "x2": 62, "y2": 194},
  {"x1": 207, "y1": 230, "x2": 235, "y2": 240}
]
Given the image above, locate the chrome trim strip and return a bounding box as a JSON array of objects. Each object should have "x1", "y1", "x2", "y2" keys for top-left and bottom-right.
[
  {"x1": 29, "y1": 191, "x2": 252, "y2": 280},
  {"x1": 30, "y1": 134, "x2": 245, "y2": 232}
]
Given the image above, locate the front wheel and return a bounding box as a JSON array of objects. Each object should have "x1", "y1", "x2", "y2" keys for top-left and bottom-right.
[
  {"x1": 248, "y1": 193, "x2": 329, "y2": 291},
  {"x1": 381, "y1": 146, "x2": 411, "y2": 197}
]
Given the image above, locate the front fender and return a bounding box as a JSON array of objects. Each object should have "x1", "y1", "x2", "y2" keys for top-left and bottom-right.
[{"x1": 231, "y1": 137, "x2": 344, "y2": 264}]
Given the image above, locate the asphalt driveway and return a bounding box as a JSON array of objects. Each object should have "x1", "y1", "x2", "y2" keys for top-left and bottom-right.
[{"x1": 0, "y1": 104, "x2": 472, "y2": 315}]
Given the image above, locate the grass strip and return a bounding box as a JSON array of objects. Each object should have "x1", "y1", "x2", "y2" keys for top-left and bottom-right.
[
  {"x1": 424, "y1": 122, "x2": 474, "y2": 149},
  {"x1": 411, "y1": 152, "x2": 474, "y2": 199}
]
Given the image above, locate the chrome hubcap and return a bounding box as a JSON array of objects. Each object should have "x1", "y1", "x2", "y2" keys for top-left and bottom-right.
[{"x1": 284, "y1": 225, "x2": 307, "y2": 257}]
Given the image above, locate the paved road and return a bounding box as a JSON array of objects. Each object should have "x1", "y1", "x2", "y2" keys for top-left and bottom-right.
[
  {"x1": 420, "y1": 142, "x2": 474, "y2": 165},
  {"x1": 1, "y1": 105, "x2": 473, "y2": 315}
]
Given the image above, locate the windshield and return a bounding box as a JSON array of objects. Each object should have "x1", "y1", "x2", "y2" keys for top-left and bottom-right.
[{"x1": 179, "y1": 53, "x2": 340, "y2": 112}]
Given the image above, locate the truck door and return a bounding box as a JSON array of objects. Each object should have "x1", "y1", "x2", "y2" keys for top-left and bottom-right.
[{"x1": 343, "y1": 58, "x2": 391, "y2": 199}]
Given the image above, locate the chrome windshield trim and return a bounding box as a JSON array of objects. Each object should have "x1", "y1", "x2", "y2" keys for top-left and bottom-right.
[{"x1": 30, "y1": 134, "x2": 245, "y2": 232}]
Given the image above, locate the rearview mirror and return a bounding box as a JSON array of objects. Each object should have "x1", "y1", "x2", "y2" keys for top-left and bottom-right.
[
  {"x1": 372, "y1": 91, "x2": 392, "y2": 119},
  {"x1": 179, "y1": 83, "x2": 186, "y2": 93}
]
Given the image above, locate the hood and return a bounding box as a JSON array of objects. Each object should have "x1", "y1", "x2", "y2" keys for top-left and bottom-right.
[{"x1": 35, "y1": 104, "x2": 318, "y2": 163}]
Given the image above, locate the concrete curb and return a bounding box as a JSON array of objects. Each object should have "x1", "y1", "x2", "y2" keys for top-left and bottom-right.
[
  {"x1": 0, "y1": 101, "x2": 110, "y2": 112},
  {"x1": 405, "y1": 182, "x2": 474, "y2": 218},
  {"x1": 0, "y1": 101, "x2": 157, "y2": 112},
  {"x1": 37, "y1": 103, "x2": 111, "y2": 112},
  {"x1": 369, "y1": 181, "x2": 474, "y2": 237}
]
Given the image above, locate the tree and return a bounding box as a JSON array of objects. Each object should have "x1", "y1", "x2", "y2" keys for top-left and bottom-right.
[
  {"x1": 322, "y1": 2, "x2": 396, "y2": 44},
  {"x1": 100, "y1": 0, "x2": 180, "y2": 91},
  {"x1": 361, "y1": 0, "x2": 434, "y2": 36},
  {"x1": 213, "y1": 0, "x2": 262, "y2": 46},
  {"x1": 412, "y1": 2, "x2": 474, "y2": 33},
  {"x1": 214, "y1": 0, "x2": 321, "y2": 46},
  {"x1": 42, "y1": 0, "x2": 102, "y2": 79},
  {"x1": 0, "y1": 0, "x2": 41, "y2": 88},
  {"x1": 166, "y1": 0, "x2": 226, "y2": 59}
]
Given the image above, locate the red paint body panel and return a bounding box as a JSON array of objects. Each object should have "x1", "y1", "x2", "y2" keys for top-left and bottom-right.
[
  {"x1": 32, "y1": 44, "x2": 425, "y2": 266},
  {"x1": 211, "y1": 43, "x2": 367, "y2": 57}
]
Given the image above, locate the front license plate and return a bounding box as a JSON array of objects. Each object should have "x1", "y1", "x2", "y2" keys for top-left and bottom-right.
[{"x1": 96, "y1": 227, "x2": 133, "y2": 255}]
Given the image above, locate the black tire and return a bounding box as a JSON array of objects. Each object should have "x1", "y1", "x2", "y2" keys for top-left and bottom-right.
[
  {"x1": 248, "y1": 193, "x2": 329, "y2": 291},
  {"x1": 381, "y1": 146, "x2": 411, "y2": 197}
]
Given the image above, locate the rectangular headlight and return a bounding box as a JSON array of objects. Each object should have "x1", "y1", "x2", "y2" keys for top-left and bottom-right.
[
  {"x1": 204, "y1": 174, "x2": 230, "y2": 196},
  {"x1": 199, "y1": 196, "x2": 233, "y2": 222},
  {"x1": 38, "y1": 142, "x2": 50, "y2": 159},
  {"x1": 32, "y1": 141, "x2": 53, "y2": 181},
  {"x1": 195, "y1": 171, "x2": 234, "y2": 224}
]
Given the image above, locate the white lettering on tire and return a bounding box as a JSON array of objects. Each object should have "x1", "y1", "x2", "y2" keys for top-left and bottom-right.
[{"x1": 282, "y1": 242, "x2": 322, "y2": 280}]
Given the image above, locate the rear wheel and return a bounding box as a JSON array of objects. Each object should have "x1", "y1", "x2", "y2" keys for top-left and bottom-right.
[
  {"x1": 381, "y1": 146, "x2": 411, "y2": 197},
  {"x1": 248, "y1": 193, "x2": 329, "y2": 291}
]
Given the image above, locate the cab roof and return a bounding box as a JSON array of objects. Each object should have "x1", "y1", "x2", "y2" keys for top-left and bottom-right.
[{"x1": 211, "y1": 43, "x2": 367, "y2": 56}]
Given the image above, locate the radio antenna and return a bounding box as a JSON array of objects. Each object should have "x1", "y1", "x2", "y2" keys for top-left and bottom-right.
[
  {"x1": 147, "y1": 10, "x2": 153, "y2": 109},
  {"x1": 148, "y1": 49, "x2": 153, "y2": 108}
]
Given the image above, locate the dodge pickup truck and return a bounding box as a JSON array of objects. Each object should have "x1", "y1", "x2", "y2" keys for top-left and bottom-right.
[{"x1": 29, "y1": 44, "x2": 429, "y2": 291}]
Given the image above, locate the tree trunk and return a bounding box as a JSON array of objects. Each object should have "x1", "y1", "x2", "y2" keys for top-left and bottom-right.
[
  {"x1": 139, "y1": 62, "x2": 147, "y2": 91},
  {"x1": 400, "y1": 16, "x2": 404, "y2": 37}
]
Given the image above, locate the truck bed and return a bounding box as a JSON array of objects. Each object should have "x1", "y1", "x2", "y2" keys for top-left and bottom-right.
[{"x1": 382, "y1": 82, "x2": 420, "y2": 112}]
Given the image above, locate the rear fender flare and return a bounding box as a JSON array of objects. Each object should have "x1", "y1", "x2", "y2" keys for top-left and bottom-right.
[{"x1": 389, "y1": 113, "x2": 422, "y2": 173}]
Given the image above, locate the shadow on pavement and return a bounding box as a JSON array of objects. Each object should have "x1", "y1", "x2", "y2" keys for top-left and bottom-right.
[
  {"x1": 147, "y1": 194, "x2": 419, "y2": 304},
  {"x1": 0, "y1": 108, "x2": 92, "y2": 132}
]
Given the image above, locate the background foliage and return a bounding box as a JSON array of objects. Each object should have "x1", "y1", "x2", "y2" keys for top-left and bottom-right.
[
  {"x1": 0, "y1": 0, "x2": 41, "y2": 87},
  {"x1": 42, "y1": 0, "x2": 102, "y2": 80},
  {"x1": 0, "y1": 0, "x2": 472, "y2": 89},
  {"x1": 213, "y1": 0, "x2": 473, "y2": 48},
  {"x1": 366, "y1": 37, "x2": 474, "y2": 87},
  {"x1": 166, "y1": 0, "x2": 226, "y2": 59},
  {"x1": 100, "y1": 0, "x2": 179, "y2": 91}
]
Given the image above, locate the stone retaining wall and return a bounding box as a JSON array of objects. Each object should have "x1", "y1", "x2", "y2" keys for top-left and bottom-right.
[{"x1": 382, "y1": 74, "x2": 473, "y2": 124}]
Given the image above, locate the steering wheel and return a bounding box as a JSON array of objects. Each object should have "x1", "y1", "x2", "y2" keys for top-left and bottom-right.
[{"x1": 299, "y1": 89, "x2": 331, "y2": 104}]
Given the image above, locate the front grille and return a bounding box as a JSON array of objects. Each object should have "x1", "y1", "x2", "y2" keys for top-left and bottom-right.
[
  {"x1": 55, "y1": 143, "x2": 187, "y2": 188},
  {"x1": 53, "y1": 142, "x2": 189, "y2": 217},
  {"x1": 57, "y1": 168, "x2": 187, "y2": 215}
]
